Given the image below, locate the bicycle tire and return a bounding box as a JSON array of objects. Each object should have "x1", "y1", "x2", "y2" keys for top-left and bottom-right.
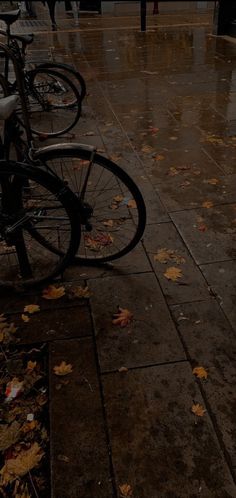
[
  {"x1": 35, "y1": 62, "x2": 87, "y2": 101},
  {"x1": 26, "y1": 68, "x2": 81, "y2": 137},
  {"x1": 35, "y1": 145, "x2": 146, "y2": 263},
  {"x1": 0, "y1": 160, "x2": 81, "y2": 287}
]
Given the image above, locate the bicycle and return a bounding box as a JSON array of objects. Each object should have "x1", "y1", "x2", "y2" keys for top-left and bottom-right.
[
  {"x1": 0, "y1": 43, "x2": 146, "y2": 265},
  {"x1": 0, "y1": 94, "x2": 81, "y2": 288},
  {"x1": 0, "y1": 8, "x2": 83, "y2": 137}
]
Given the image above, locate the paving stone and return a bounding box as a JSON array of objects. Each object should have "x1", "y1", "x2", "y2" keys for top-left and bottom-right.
[
  {"x1": 171, "y1": 204, "x2": 236, "y2": 264},
  {"x1": 203, "y1": 144, "x2": 236, "y2": 175},
  {"x1": 102, "y1": 363, "x2": 236, "y2": 497},
  {"x1": 144, "y1": 223, "x2": 210, "y2": 305},
  {"x1": 171, "y1": 299, "x2": 236, "y2": 466},
  {"x1": 50, "y1": 338, "x2": 112, "y2": 498},
  {"x1": 89, "y1": 273, "x2": 185, "y2": 372},
  {"x1": 200, "y1": 261, "x2": 236, "y2": 331}
]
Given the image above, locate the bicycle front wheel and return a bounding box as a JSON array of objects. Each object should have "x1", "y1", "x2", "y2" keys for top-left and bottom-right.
[
  {"x1": 0, "y1": 161, "x2": 81, "y2": 287},
  {"x1": 26, "y1": 68, "x2": 81, "y2": 137},
  {"x1": 35, "y1": 62, "x2": 87, "y2": 101},
  {"x1": 36, "y1": 146, "x2": 146, "y2": 263}
]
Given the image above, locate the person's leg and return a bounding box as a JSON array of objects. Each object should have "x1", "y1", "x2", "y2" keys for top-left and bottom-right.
[{"x1": 47, "y1": 0, "x2": 57, "y2": 30}]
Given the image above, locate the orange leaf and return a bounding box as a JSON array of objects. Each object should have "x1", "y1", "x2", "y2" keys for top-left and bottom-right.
[
  {"x1": 202, "y1": 201, "x2": 213, "y2": 209},
  {"x1": 118, "y1": 366, "x2": 129, "y2": 373},
  {"x1": 164, "y1": 267, "x2": 182, "y2": 281},
  {"x1": 154, "y1": 154, "x2": 164, "y2": 161},
  {"x1": 23, "y1": 304, "x2": 40, "y2": 314},
  {"x1": 27, "y1": 361, "x2": 37, "y2": 372},
  {"x1": 42, "y1": 285, "x2": 65, "y2": 300},
  {"x1": 127, "y1": 199, "x2": 137, "y2": 209},
  {"x1": 53, "y1": 361, "x2": 73, "y2": 376},
  {"x1": 205, "y1": 178, "x2": 219, "y2": 185},
  {"x1": 21, "y1": 314, "x2": 30, "y2": 323},
  {"x1": 191, "y1": 403, "x2": 206, "y2": 417},
  {"x1": 193, "y1": 366, "x2": 208, "y2": 380},
  {"x1": 112, "y1": 307, "x2": 133, "y2": 328},
  {"x1": 119, "y1": 483, "x2": 133, "y2": 497}
]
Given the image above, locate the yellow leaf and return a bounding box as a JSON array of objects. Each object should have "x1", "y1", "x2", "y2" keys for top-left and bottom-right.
[
  {"x1": 0, "y1": 442, "x2": 44, "y2": 485},
  {"x1": 205, "y1": 178, "x2": 219, "y2": 185},
  {"x1": 69, "y1": 286, "x2": 92, "y2": 299},
  {"x1": 127, "y1": 199, "x2": 137, "y2": 209},
  {"x1": 112, "y1": 307, "x2": 133, "y2": 328},
  {"x1": 164, "y1": 267, "x2": 182, "y2": 281},
  {"x1": 191, "y1": 403, "x2": 206, "y2": 417},
  {"x1": 42, "y1": 285, "x2": 65, "y2": 300},
  {"x1": 113, "y1": 195, "x2": 123, "y2": 203},
  {"x1": 21, "y1": 315, "x2": 30, "y2": 323},
  {"x1": 53, "y1": 361, "x2": 73, "y2": 376},
  {"x1": 193, "y1": 366, "x2": 208, "y2": 380},
  {"x1": 202, "y1": 201, "x2": 214, "y2": 209},
  {"x1": 27, "y1": 361, "x2": 37, "y2": 372},
  {"x1": 21, "y1": 420, "x2": 39, "y2": 433},
  {"x1": 23, "y1": 304, "x2": 40, "y2": 314},
  {"x1": 154, "y1": 248, "x2": 185, "y2": 265},
  {"x1": 118, "y1": 367, "x2": 129, "y2": 373},
  {"x1": 141, "y1": 144, "x2": 154, "y2": 154},
  {"x1": 119, "y1": 483, "x2": 133, "y2": 496}
]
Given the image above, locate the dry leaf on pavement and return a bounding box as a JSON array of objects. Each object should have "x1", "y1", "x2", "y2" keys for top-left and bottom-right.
[
  {"x1": 0, "y1": 442, "x2": 44, "y2": 485},
  {"x1": 112, "y1": 307, "x2": 133, "y2": 327},
  {"x1": 118, "y1": 367, "x2": 129, "y2": 373},
  {"x1": 68, "y1": 286, "x2": 92, "y2": 299},
  {"x1": 191, "y1": 403, "x2": 206, "y2": 417},
  {"x1": 154, "y1": 248, "x2": 185, "y2": 265},
  {"x1": 53, "y1": 361, "x2": 73, "y2": 376},
  {"x1": 119, "y1": 483, "x2": 133, "y2": 496},
  {"x1": 202, "y1": 201, "x2": 213, "y2": 209},
  {"x1": 42, "y1": 285, "x2": 65, "y2": 300},
  {"x1": 127, "y1": 199, "x2": 137, "y2": 209},
  {"x1": 23, "y1": 304, "x2": 40, "y2": 314},
  {"x1": 21, "y1": 315, "x2": 30, "y2": 323},
  {"x1": 193, "y1": 366, "x2": 208, "y2": 380},
  {"x1": 164, "y1": 267, "x2": 182, "y2": 281},
  {"x1": 205, "y1": 178, "x2": 219, "y2": 185}
]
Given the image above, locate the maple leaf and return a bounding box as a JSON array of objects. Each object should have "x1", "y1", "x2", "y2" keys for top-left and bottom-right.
[
  {"x1": 112, "y1": 307, "x2": 133, "y2": 327},
  {"x1": 154, "y1": 248, "x2": 185, "y2": 265},
  {"x1": 191, "y1": 403, "x2": 206, "y2": 417},
  {"x1": 42, "y1": 285, "x2": 65, "y2": 300},
  {"x1": 27, "y1": 360, "x2": 37, "y2": 372},
  {"x1": 141, "y1": 144, "x2": 154, "y2": 154},
  {"x1": 202, "y1": 201, "x2": 213, "y2": 209},
  {"x1": 22, "y1": 420, "x2": 39, "y2": 433},
  {"x1": 21, "y1": 314, "x2": 30, "y2": 323},
  {"x1": 23, "y1": 304, "x2": 40, "y2": 314},
  {"x1": 53, "y1": 361, "x2": 73, "y2": 376},
  {"x1": 164, "y1": 267, "x2": 182, "y2": 281},
  {"x1": 69, "y1": 286, "x2": 92, "y2": 299},
  {"x1": 0, "y1": 442, "x2": 44, "y2": 485},
  {"x1": 119, "y1": 483, "x2": 133, "y2": 496},
  {"x1": 193, "y1": 366, "x2": 208, "y2": 380}
]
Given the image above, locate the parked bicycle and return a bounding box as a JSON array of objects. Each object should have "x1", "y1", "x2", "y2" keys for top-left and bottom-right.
[{"x1": 0, "y1": 8, "x2": 86, "y2": 137}]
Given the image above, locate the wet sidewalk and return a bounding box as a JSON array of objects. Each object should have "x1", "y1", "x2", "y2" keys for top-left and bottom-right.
[{"x1": 2, "y1": 3, "x2": 236, "y2": 497}]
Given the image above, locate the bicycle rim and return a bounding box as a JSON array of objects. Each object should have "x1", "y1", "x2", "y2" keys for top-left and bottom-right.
[
  {"x1": 36, "y1": 62, "x2": 87, "y2": 100},
  {"x1": 36, "y1": 147, "x2": 146, "y2": 263},
  {"x1": 0, "y1": 162, "x2": 80, "y2": 287}
]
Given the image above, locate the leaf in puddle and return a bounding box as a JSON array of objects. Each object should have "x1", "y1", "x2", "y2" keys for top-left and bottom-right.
[
  {"x1": 0, "y1": 421, "x2": 21, "y2": 451},
  {"x1": 119, "y1": 483, "x2": 133, "y2": 496},
  {"x1": 112, "y1": 307, "x2": 133, "y2": 327},
  {"x1": 193, "y1": 366, "x2": 208, "y2": 380},
  {"x1": 164, "y1": 267, "x2": 182, "y2": 281},
  {"x1": 202, "y1": 201, "x2": 214, "y2": 209},
  {"x1": 0, "y1": 442, "x2": 44, "y2": 485},
  {"x1": 191, "y1": 403, "x2": 206, "y2": 417},
  {"x1": 21, "y1": 315, "x2": 30, "y2": 323},
  {"x1": 127, "y1": 199, "x2": 137, "y2": 209},
  {"x1": 53, "y1": 361, "x2": 73, "y2": 376},
  {"x1": 42, "y1": 285, "x2": 65, "y2": 300},
  {"x1": 23, "y1": 304, "x2": 40, "y2": 314}
]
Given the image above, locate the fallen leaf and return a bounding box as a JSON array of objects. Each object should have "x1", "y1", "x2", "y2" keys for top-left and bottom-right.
[
  {"x1": 119, "y1": 483, "x2": 133, "y2": 496},
  {"x1": 42, "y1": 285, "x2": 65, "y2": 300},
  {"x1": 118, "y1": 366, "x2": 129, "y2": 373},
  {"x1": 149, "y1": 126, "x2": 159, "y2": 135},
  {"x1": 154, "y1": 154, "x2": 165, "y2": 161},
  {"x1": 21, "y1": 315, "x2": 30, "y2": 323},
  {"x1": 202, "y1": 201, "x2": 213, "y2": 209},
  {"x1": 85, "y1": 233, "x2": 113, "y2": 251},
  {"x1": 191, "y1": 403, "x2": 206, "y2": 417},
  {"x1": 127, "y1": 199, "x2": 137, "y2": 209},
  {"x1": 141, "y1": 145, "x2": 154, "y2": 154},
  {"x1": 68, "y1": 286, "x2": 92, "y2": 299},
  {"x1": 164, "y1": 267, "x2": 183, "y2": 281},
  {"x1": 21, "y1": 420, "x2": 39, "y2": 433},
  {"x1": 112, "y1": 307, "x2": 133, "y2": 327},
  {"x1": 23, "y1": 304, "x2": 40, "y2": 314},
  {"x1": 205, "y1": 178, "x2": 219, "y2": 185},
  {"x1": 0, "y1": 421, "x2": 21, "y2": 451},
  {"x1": 0, "y1": 442, "x2": 44, "y2": 485},
  {"x1": 154, "y1": 248, "x2": 185, "y2": 265},
  {"x1": 103, "y1": 219, "x2": 114, "y2": 227},
  {"x1": 27, "y1": 361, "x2": 37, "y2": 372},
  {"x1": 193, "y1": 366, "x2": 208, "y2": 380},
  {"x1": 53, "y1": 361, "x2": 73, "y2": 376}
]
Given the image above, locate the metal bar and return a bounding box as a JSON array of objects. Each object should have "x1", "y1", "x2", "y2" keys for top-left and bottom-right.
[{"x1": 140, "y1": 0, "x2": 146, "y2": 32}]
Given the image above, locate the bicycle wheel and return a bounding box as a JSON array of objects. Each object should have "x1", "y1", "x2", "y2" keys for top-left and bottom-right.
[
  {"x1": 35, "y1": 62, "x2": 87, "y2": 101},
  {"x1": 35, "y1": 146, "x2": 146, "y2": 263},
  {"x1": 0, "y1": 161, "x2": 80, "y2": 287},
  {"x1": 26, "y1": 68, "x2": 81, "y2": 137}
]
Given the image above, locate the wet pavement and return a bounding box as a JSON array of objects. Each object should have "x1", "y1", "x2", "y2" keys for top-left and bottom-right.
[{"x1": 2, "y1": 2, "x2": 236, "y2": 497}]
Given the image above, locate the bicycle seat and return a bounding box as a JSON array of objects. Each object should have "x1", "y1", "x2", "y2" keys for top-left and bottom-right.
[
  {"x1": 12, "y1": 33, "x2": 34, "y2": 45},
  {"x1": 0, "y1": 10, "x2": 20, "y2": 26},
  {"x1": 0, "y1": 95, "x2": 19, "y2": 120}
]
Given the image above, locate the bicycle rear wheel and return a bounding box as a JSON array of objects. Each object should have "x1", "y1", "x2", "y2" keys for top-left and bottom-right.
[
  {"x1": 0, "y1": 161, "x2": 80, "y2": 287},
  {"x1": 26, "y1": 68, "x2": 81, "y2": 137},
  {"x1": 35, "y1": 146, "x2": 146, "y2": 263},
  {"x1": 35, "y1": 62, "x2": 87, "y2": 100}
]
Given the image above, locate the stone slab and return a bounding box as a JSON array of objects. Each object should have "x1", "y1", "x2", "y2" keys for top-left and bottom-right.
[
  {"x1": 144, "y1": 223, "x2": 210, "y2": 305},
  {"x1": 102, "y1": 363, "x2": 236, "y2": 497},
  {"x1": 171, "y1": 204, "x2": 236, "y2": 265},
  {"x1": 50, "y1": 338, "x2": 112, "y2": 498},
  {"x1": 89, "y1": 273, "x2": 185, "y2": 372}
]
